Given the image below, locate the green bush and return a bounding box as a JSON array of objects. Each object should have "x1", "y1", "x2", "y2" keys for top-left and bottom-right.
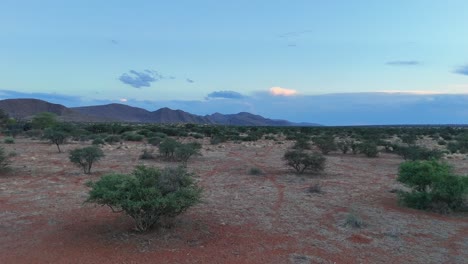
[
  {"x1": 283, "y1": 150, "x2": 326, "y2": 174},
  {"x1": 400, "y1": 134, "x2": 417, "y2": 145},
  {"x1": 190, "y1": 133, "x2": 204, "y2": 139},
  {"x1": 92, "y1": 138, "x2": 105, "y2": 145},
  {"x1": 147, "y1": 136, "x2": 163, "y2": 146},
  {"x1": 210, "y1": 134, "x2": 226, "y2": 145},
  {"x1": 174, "y1": 142, "x2": 202, "y2": 164},
  {"x1": 104, "y1": 135, "x2": 121, "y2": 144},
  {"x1": 159, "y1": 138, "x2": 180, "y2": 158},
  {"x1": 69, "y1": 146, "x2": 105, "y2": 174},
  {"x1": 350, "y1": 141, "x2": 360, "y2": 154},
  {"x1": 395, "y1": 146, "x2": 443, "y2": 161},
  {"x1": 293, "y1": 137, "x2": 311, "y2": 150},
  {"x1": 358, "y1": 141, "x2": 379, "y2": 158},
  {"x1": 139, "y1": 149, "x2": 155, "y2": 160},
  {"x1": 397, "y1": 160, "x2": 467, "y2": 212},
  {"x1": 336, "y1": 140, "x2": 351, "y2": 154},
  {"x1": 122, "y1": 132, "x2": 144, "y2": 142},
  {"x1": 3, "y1": 137, "x2": 14, "y2": 144},
  {"x1": 249, "y1": 167, "x2": 263, "y2": 175},
  {"x1": 312, "y1": 136, "x2": 336, "y2": 155},
  {"x1": 344, "y1": 211, "x2": 365, "y2": 228},
  {"x1": 85, "y1": 165, "x2": 202, "y2": 231}
]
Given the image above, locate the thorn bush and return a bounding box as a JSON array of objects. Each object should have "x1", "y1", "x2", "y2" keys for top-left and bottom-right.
[
  {"x1": 69, "y1": 146, "x2": 104, "y2": 174},
  {"x1": 85, "y1": 165, "x2": 202, "y2": 231}
]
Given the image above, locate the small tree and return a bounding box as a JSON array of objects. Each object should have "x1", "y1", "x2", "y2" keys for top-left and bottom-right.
[
  {"x1": 85, "y1": 165, "x2": 202, "y2": 231},
  {"x1": 283, "y1": 150, "x2": 326, "y2": 174},
  {"x1": 312, "y1": 135, "x2": 337, "y2": 155},
  {"x1": 337, "y1": 140, "x2": 351, "y2": 154},
  {"x1": 358, "y1": 141, "x2": 379, "y2": 158},
  {"x1": 293, "y1": 137, "x2": 311, "y2": 150},
  {"x1": 159, "y1": 138, "x2": 180, "y2": 158},
  {"x1": 69, "y1": 146, "x2": 104, "y2": 174},
  {"x1": 43, "y1": 127, "x2": 69, "y2": 153},
  {"x1": 0, "y1": 147, "x2": 11, "y2": 172}
]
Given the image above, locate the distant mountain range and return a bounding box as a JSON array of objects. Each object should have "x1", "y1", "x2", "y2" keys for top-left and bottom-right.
[{"x1": 0, "y1": 98, "x2": 319, "y2": 126}]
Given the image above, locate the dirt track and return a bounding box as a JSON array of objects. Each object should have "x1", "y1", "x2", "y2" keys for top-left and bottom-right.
[{"x1": 1, "y1": 138, "x2": 467, "y2": 263}]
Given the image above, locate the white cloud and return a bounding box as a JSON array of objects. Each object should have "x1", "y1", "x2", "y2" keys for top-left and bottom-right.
[
  {"x1": 379, "y1": 90, "x2": 443, "y2": 95},
  {"x1": 269, "y1": 86, "x2": 298, "y2": 96},
  {"x1": 380, "y1": 87, "x2": 468, "y2": 95},
  {"x1": 119, "y1": 98, "x2": 128, "y2": 102}
]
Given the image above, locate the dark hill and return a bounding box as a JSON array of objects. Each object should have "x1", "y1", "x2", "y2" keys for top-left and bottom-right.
[
  {"x1": 0, "y1": 98, "x2": 320, "y2": 126},
  {"x1": 0, "y1": 98, "x2": 105, "y2": 122},
  {"x1": 73, "y1": 104, "x2": 153, "y2": 122}
]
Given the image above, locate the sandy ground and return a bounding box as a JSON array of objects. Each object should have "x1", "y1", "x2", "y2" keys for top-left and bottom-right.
[{"x1": 0, "y1": 137, "x2": 467, "y2": 264}]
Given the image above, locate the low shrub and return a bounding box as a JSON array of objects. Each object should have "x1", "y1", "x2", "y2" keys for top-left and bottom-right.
[
  {"x1": 3, "y1": 137, "x2": 14, "y2": 144},
  {"x1": 69, "y1": 146, "x2": 105, "y2": 174},
  {"x1": 337, "y1": 140, "x2": 351, "y2": 154},
  {"x1": 283, "y1": 150, "x2": 326, "y2": 174},
  {"x1": 139, "y1": 149, "x2": 156, "y2": 160},
  {"x1": 104, "y1": 135, "x2": 121, "y2": 144},
  {"x1": 293, "y1": 137, "x2": 311, "y2": 150},
  {"x1": 307, "y1": 183, "x2": 322, "y2": 193},
  {"x1": 122, "y1": 132, "x2": 144, "y2": 142},
  {"x1": 395, "y1": 146, "x2": 443, "y2": 161},
  {"x1": 344, "y1": 211, "x2": 365, "y2": 228},
  {"x1": 397, "y1": 160, "x2": 468, "y2": 212},
  {"x1": 159, "y1": 138, "x2": 180, "y2": 158},
  {"x1": 92, "y1": 138, "x2": 105, "y2": 145},
  {"x1": 312, "y1": 136, "x2": 336, "y2": 155},
  {"x1": 358, "y1": 141, "x2": 379, "y2": 158},
  {"x1": 147, "y1": 136, "x2": 163, "y2": 146},
  {"x1": 85, "y1": 165, "x2": 202, "y2": 231},
  {"x1": 248, "y1": 167, "x2": 263, "y2": 175},
  {"x1": 174, "y1": 142, "x2": 202, "y2": 164},
  {"x1": 210, "y1": 134, "x2": 226, "y2": 145},
  {"x1": 0, "y1": 147, "x2": 11, "y2": 171}
]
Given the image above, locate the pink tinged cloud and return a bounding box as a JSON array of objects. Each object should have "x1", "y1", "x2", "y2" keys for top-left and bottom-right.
[{"x1": 269, "y1": 87, "x2": 298, "y2": 96}]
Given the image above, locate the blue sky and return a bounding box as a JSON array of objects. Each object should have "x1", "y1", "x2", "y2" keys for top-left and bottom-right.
[{"x1": 1, "y1": 1, "x2": 468, "y2": 125}]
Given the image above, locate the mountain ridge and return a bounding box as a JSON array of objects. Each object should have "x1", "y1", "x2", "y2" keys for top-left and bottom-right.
[{"x1": 0, "y1": 98, "x2": 320, "y2": 126}]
